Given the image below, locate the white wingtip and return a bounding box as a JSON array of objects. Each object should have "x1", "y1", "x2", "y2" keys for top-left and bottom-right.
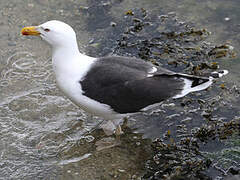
[
  {"x1": 220, "y1": 70, "x2": 229, "y2": 76},
  {"x1": 173, "y1": 78, "x2": 213, "y2": 99},
  {"x1": 211, "y1": 70, "x2": 229, "y2": 78}
]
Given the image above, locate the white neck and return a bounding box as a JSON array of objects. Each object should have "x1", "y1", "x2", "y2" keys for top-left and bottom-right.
[
  {"x1": 52, "y1": 39, "x2": 79, "y2": 58},
  {"x1": 51, "y1": 43, "x2": 96, "y2": 84}
]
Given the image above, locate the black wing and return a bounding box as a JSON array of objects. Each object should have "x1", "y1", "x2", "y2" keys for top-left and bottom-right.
[{"x1": 80, "y1": 56, "x2": 184, "y2": 113}]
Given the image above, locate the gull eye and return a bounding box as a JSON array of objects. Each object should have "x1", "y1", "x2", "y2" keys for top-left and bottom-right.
[{"x1": 44, "y1": 28, "x2": 50, "y2": 32}]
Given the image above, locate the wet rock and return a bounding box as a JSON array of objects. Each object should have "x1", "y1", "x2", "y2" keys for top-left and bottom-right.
[
  {"x1": 201, "y1": 110, "x2": 212, "y2": 119},
  {"x1": 228, "y1": 167, "x2": 240, "y2": 175}
]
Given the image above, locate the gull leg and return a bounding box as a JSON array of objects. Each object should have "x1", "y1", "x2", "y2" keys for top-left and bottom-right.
[
  {"x1": 95, "y1": 121, "x2": 123, "y2": 151},
  {"x1": 115, "y1": 124, "x2": 123, "y2": 142},
  {"x1": 115, "y1": 124, "x2": 123, "y2": 135},
  {"x1": 122, "y1": 117, "x2": 128, "y2": 129},
  {"x1": 100, "y1": 120, "x2": 116, "y2": 136}
]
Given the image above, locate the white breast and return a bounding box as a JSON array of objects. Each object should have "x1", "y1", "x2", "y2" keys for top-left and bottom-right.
[{"x1": 52, "y1": 53, "x2": 123, "y2": 120}]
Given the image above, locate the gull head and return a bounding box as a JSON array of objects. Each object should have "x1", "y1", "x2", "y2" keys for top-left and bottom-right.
[{"x1": 21, "y1": 20, "x2": 77, "y2": 49}]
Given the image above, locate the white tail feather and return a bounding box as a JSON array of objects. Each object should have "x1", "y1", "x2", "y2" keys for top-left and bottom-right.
[{"x1": 173, "y1": 69, "x2": 228, "y2": 99}]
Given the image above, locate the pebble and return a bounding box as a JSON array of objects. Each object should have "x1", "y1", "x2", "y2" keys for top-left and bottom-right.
[
  {"x1": 118, "y1": 169, "x2": 125, "y2": 173},
  {"x1": 28, "y1": 3, "x2": 34, "y2": 8},
  {"x1": 161, "y1": 103, "x2": 175, "y2": 108},
  {"x1": 136, "y1": 142, "x2": 141, "y2": 146},
  {"x1": 110, "y1": 22, "x2": 117, "y2": 27},
  {"x1": 224, "y1": 17, "x2": 230, "y2": 21}
]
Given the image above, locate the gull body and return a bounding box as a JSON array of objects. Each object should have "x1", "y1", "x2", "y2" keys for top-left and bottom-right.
[{"x1": 21, "y1": 20, "x2": 228, "y2": 133}]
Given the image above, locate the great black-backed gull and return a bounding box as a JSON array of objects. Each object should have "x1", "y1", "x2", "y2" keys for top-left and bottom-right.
[{"x1": 21, "y1": 20, "x2": 228, "y2": 136}]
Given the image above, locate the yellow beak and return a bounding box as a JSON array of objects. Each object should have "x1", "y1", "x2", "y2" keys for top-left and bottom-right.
[{"x1": 21, "y1": 26, "x2": 41, "y2": 36}]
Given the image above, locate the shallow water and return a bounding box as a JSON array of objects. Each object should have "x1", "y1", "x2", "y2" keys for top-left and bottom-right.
[{"x1": 0, "y1": 0, "x2": 239, "y2": 179}]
